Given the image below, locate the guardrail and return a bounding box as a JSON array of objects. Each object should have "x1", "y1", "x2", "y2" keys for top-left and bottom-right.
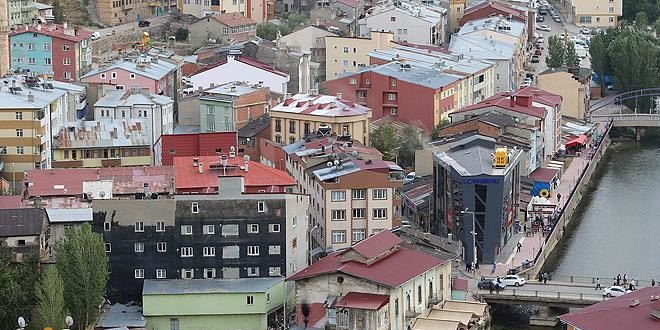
[
  {"x1": 481, "y1": 288, "x2": 606, "y2": 302},
  {"x1": 515, "y1": 274, "x2": 653, "y2": 287}
]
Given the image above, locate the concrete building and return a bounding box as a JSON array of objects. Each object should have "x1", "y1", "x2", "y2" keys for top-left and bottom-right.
[
  {"x1": 432, "y1": 135, "x2": 523, "y2": 264},
  {"x1": 571, "y1": 0, "x2": 622, "y2": 27},
  {"x1": 0, "y1": 0, "x2": 9, "y2": 77},
  {"x1": 0, "y1": 208, "x2": 48, "y2": 261},
  {"x1": 287, "y1": 230, "x2": 453, "y2": 330},
  {"x1": 33, "y1": 2, "x2": 54, "y2": 23},
  {"x1": 96, "y1": 0, "x2": 171, "y2": 26},
  {"x1": 9, "y1": 23, "x2": 93, "y2": 81},
  {"x1": 269, "y1": 91, "x2": 372, "y2": 146},
  {"x1": 181, "y1": 0, "x2": 268, "y2": 22},
  {"x1": 243, "y1": 38, "x2": 313, "y2": 94},
  {"x1": 45, "y1": 208, "x2": 93, "y2": 256},
  {"x1": 7, "y1": 0, "x2": 36, "y2": 26},
  {"x1": 324, "y1": 31, "x2": 393, "y2": 79},
  {"x1": 447, "y1": 0, "x2": 466, "y2": 33},
  {"x1": 537, "y1": 67, "x2": 592, "y2": 120},
  {"x1": 197, "y1": 81, "x2": 271, "y2": 133},
  {"x1": 143, "y1": 278, "x2": 285, "y2": 330},
  {"x1": 359, "y1": 2, "x2": 448, "y2": 45},
  {"x1": 158, "y1": 131, "x2": 237, "y2": 166},
  {"x1": 276, "y1": 25, "x2": 339, "y2": 84},
  {"x1": 457, "y1": 0, "x2": 531, "y2": 40},
  {"x1": 187, "y1": 13, "x2": 257, "y2": 49}
]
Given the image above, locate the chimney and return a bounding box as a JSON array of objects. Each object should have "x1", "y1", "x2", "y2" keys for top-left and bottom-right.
[
  {"x1": 193, "y1": 157, "x2": 199, "y2": 167},
  {"x1": 336, "y1": 92, "x2": 342, "y2": 99},
  {"x1": 210, "y1": 82, "x2": 215, "y2": 88},
  {"x1": 198, "y1": 163, "x2": 204, "y2": 174},
  {"x1": 63, "y1": 22, "x2": 67, "y2": 29},
  {"x1": 27, "y1": 92, "x2": 34, "y2": 103}
]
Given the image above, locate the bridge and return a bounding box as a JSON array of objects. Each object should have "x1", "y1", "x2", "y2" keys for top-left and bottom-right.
[
  {"x1": 588, "y1": 89, "x2": 660, "y2": 139},
  {"x1": 478, "y1": 285, "x2": 605, "y2": 308}
]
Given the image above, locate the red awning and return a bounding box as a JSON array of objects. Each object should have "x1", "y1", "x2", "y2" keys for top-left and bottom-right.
[{"x1": 566, "y1": 134, "x2": 588, "y2": 148}]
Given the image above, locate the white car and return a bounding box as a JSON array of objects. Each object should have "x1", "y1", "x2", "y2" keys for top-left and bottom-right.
[
  {"x1": 603, "y1": 286, "x2": 631, "y2": 297},
  {"x1": 580, "y1": 28, "x2": 591, "y2": 34},
  {"x1": 501, "y1": 275, "x2": 526, "y2": 287},
  {"x1": 536, "y1": 25, "x2": 551, "y2": 32},
  {"x1": 91, "y1": 31, "x2": 101, "y2": 40}
]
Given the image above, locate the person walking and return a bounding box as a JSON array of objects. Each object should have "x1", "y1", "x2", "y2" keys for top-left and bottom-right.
[
  {"x1": 616, "y1": 274, "x2": 621, "y2": 286},
  {"x1": 652, "y1": 278, "x2": 656, "y2": 287},
  {"x1": 489, "y1": 281, "x2": 494, "y2": 294},
  {"x1": 491, "y1": 264, "x2": 496, "y2": 275},
  {"x1": 475, "y1": 261, "x2": 479, "y2": 270},
  {"x1": 556, "y1": 193, "x2": 562, "y2": 204},
  {"x1": 516, "y1": 242, "x2": 522, "y2": 252},
  {"x1": 595, "y1": 278, "x2": 601, "y2": 290},
  {"x1": 543, "y1": 273, "x2": 548, "y2": 285},
  {"x1": 623, "y1": 273, "x2": 628, "y2": 285}
]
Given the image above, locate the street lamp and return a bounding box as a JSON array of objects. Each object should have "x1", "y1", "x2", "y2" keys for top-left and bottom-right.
[{"x1": 461, "y1": 208, "x2": 477, "y2": 267}]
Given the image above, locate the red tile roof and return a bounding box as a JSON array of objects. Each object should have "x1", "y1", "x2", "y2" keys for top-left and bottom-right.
[
  {"x1": 192, "y1": 56, "x2": 289, "y2": 77},
  {"x1": 463, "y1": 1, "x2": 527, "y2": 22},
  {"x1": 348, "y1": 230, "x2": 402, "y2": 259},
  {"x1": 335, "y1": 292, "x2": 389, "y2": 310},
  {"x1": 528, "y1": 167, "x2": 559, "y2": 183},
  {"x1": 24, "y1": 167, "x2": 174, "y2": 197},
  {"x1": 161, "y1": 132, "x2": 238, "y2": 166},
  {"x1": 453, "y1": 87, "x2": 561, "y2": 119},
  {"x1": 173, "y1": 155, "x2": 295, "y2": 193},
  {"x1": 560, "y1": 287, "x2": 660, "y2": 330},
  {"x1": 10, "y1": 24, "x2": 93, "y2": 42},
  {"x1": 214, "y1": 12, "x2": 257, "y2": 27},
  {"x1": 287, "y1": 231, "x2": 445, "y2": 287},
  {"x1": 0, "y1": 196, "x2": 24, "y2": 209}
]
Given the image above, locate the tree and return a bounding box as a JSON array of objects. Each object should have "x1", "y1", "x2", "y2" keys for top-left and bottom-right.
[
  {"x1": 285, "y1": 14, "x2": 307, "y2": 31},
  {"x1": 635, "y1": 11, "x2": 649, "y2": 30},
  {"x1": 175, "y1": 27, "x2": 189, "y2": 41},
  {"x1": 52, "y1": 0, "x2": 65, "y2": 24},
  {"x1": 35, "y1": 267, "x2": 66, "y2": 330},
  {"x1": 564, "y1": 40, "x2": 580, "y2": 67},
  {"x1": 370, "y1": 124, "x2": 397, "y2": 161},
  {"x1": 398, "y1": 127, "x2": 423, "y2": 168},
  {"x1": 545, "y1": 35, "x2": 565, "y2": 68},
  {"x1": 431, "y1": 118, "x2": 451, "y2": 140},
  {"x1": 257, "y1": 22, "x2": 290, "y2": 40},
  {"x1": 0, "y1": 248, "x2": 40, "y2": 330},
  {"x1": 589, "y1": 31, "x2": 611, "y2": 93},
  {"x1": 55, "y1": 223, "x2": 108, "y2": 330}
]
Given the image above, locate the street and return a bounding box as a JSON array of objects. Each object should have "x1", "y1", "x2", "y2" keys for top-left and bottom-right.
[{"x1": 94, "y1": 14, "x2": 172, "y2": 41}]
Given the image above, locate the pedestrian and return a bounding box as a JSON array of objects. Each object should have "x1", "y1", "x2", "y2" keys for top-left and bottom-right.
[
  {"x1": 616, "y1": 274, "x2": 621, "y2": 286},
  {"x1": 516, "y1": 242, "x2": 522, "y2": 252},
  {"x1": 543, "y1": 273, "x2": 548, "y2": 285},
  {"x1": 475, "y1": 261, "x2": 479, "y2": 270},
  {"x1": 623, "y1": 273, "x2": 628, "y2": 285},
  {"x1": 495, "y1": 283, "x2": 501, "y2": 294},
  {"x1": 652, "y1": 278, "x2": 656, "y2": 287},
  {"x1": 629, "y1": 283, "x2": 635, "y2": 291},
  {"x1": 557, "y1": 193, "x2": 562, "y2": 203},
  {"x1": 491, "y1": 263, "x2": 496, "y2": 275},
  {"x1": 489, "y1": 281, "x2": 494, "y2": 294},
  {"x1": 538, "y1": 273, "x2": 543, "y2": 283},
  {"x1": 595, "y1": 278, "x2": 601, "y2": 290},
  {"x1": 465, "y1": 262, "x2": 470, "y2": 272}
]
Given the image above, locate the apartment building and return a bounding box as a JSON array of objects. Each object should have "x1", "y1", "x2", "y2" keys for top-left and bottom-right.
[
  {"x1": 7, "y1": 0, "x2": 36, "y2": 26},
  {"x1": 92, "y1": 176, "x2": 309, "y2": 303},
  {"x1": 324, "y1": 31, "x2": 394, "y2": 79},
  {"x1": 269, "y1": 91, "x2": 372, "y2": 146},
  {"x1": 276, "y1": 25, "x2": 339, "y2": 84},
  {"x1": 189, "y1": 55, "x2": 289, "y2": 95},
  {"x1": 187, "y1": 13, "x2": 257, "y2": 48},
  {"x1": 96, "y1": 0, "x2": 172, "y2": 26},
  {"x1": 537, "y1": 67, "x2": 592, "y2": 120},
  {"x1": 158, "y1": 131, "x2": 237, "y2": 166},
  {"x1": 358, "y1": 1, "x2": 448, "y2": 45},
  {"x1": 447, "y1": 0, "x2": 466, "y2": 33},
  {"x1": 181, "y1": 0, "x2": 267, "y2": 23},
  {"x1": 282, "y1": 135, "x2": 402, "y2": 252},
  {"x1": 9, "y1": 23, "x2": 93, "y2": 81},
  {"x1": 197, "y1": 81, "x2": 271, "y2": 132},
  {"x1": 572, "y1": 0, "x2": 622, "y2": 27}
]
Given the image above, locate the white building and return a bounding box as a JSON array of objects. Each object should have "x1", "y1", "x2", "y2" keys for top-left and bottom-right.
[
  {"x1": 189, "y1": 55, "x2": 290, "y2": 95},
  {"x1": 358, "y1": 2, "x2": 448, "y2": 45}
]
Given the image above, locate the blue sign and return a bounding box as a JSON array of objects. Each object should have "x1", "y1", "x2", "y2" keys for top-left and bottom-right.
[{"x1": 463, "y1": 178, "x2": 500, "y2": 184}]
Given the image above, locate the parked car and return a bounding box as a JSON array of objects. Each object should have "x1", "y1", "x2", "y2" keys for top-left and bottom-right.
[
  {"x1": 580, "y1": 27, "x2": 591, "y2": 34},
  {"x1": 539, "y1": 9, "x2": 547, "y2": 15},
  {"x1": 553, "y1": 15, "x2": 561, "y2": 23},
  {"x1": 91, "y1": 31, "x2": 101, "y2": 40},
  {"x1": 501, "y1": 275, "x2": 526, "y2": 287},
  {"x1": 477, "y1": 277, "x2": 505, "y2": 290},
  {"x1": 534, "y1": 48, "x2": 542, "y2": 56},
  {"x1": 404, "y1": 172, "x2": 417, "y2": 183},
  {"x1": 537, "y1": 24, "x2": 551, "y2": 32},
  {"x1": 536, "y1": 15, "x2": 545, "y2": 22},
  {"x1": 531, "y1": 55, "x2": 540, "y2": 63},
  {"x1": 603, "y1": 286, "x2": 631, "y2": 297},
  {"x1": 138, "y1": 20, "x2": 151, "y2": 27}
]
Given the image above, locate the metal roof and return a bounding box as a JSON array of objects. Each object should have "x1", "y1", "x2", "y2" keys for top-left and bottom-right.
[
  {"x1": 369, "y1": 46, "x2": 493, "y2": 76},
  {"x1": 371, "y1": 61, "x2": 460, "y2": 89},
  {"x1": 0, "y1": 208, "x2": 44, "y2": 237},
  {"x1": 94, "y1": 89, "x2": 173, "y2": 108},
  {"x1": 82, "y1": 57, "x2": 177, "y2": 81},
  {"x1": 46, "y1": 208, "x2": 93, "y2": 223},
  {"x1": 143, "y1": 277, "x2": 283, "y2": 295},
  {"x1": 449, "y1": 34, "x2": 516, "y2": 60},
  {"x1": 458, "y1": 17, "x2": 526, "y2": 39},
  {"x1": 0, "y1": 76, "x2": 69, "y2": 109},
  {"x1": 53, "y1": 119, "x2": 151, "y2": 149},
  {"x1": 97, "y1": 304, "x2": 147, "y2": 329}
]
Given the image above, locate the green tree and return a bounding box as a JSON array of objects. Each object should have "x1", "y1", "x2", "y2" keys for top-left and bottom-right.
[
  {"x1": 398, "y1": 127, "x2": 423, "y2": 168},
  {"x1": 545, "y1": 35, "x2": 565, "y2": 68},
  {"x1": 564, "y1": 40, "x2": 580, "y2": 67},
  {"x1": 55, "y1": 223, "x2": 108, "y2": 330},
  {"x1": 257, "y1": 22, "x2": 291, "y2": 40},
  {"x1": 431, "y1": 118, "x2": 451, "y2": 140},
  {"x1": 371, "y1": 124, "x2": 397, "y2": 161},
  {"x1": 52, "y1": 0, "x2": 65, "y2": 24},
  {"x1": 635, "y1": 11, "x2": 649, "y2": 30},
  {"x1": 0, "y1": 248, "x2": 40, "y2": 330},
  {"x1": 285, "y1": 14, "x2": 307, "y2": 31},
  {"x1": 589, "y1": 31, "x2": 611, "y2": 93},
  {"x1": 175, "y1": 27, "x2": 189, "y2": 41},
  {"x1": 35, "y1": 267, "x2": 66, "y2": 330}
]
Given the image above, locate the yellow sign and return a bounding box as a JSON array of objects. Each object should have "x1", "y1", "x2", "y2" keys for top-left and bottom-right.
[{"x1": 44, "y1": 327, "x2": 54, "y2": 330}]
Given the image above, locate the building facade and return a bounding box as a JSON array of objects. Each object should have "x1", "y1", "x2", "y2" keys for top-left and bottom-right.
[
  {"x1": 358, "y1": 3, "x2": 448, "y2": 46},
  {"x1": 189, "y1": 55, "x2": 289, "y2": 95},
  {"x1": 276, "y1": 25, "x2": 339, "y2": 84},
  {"x1": 324, "y1": 31, "x2": 393, "y2": 79},
  {"x1": 187, "y1": 13, "x2": 257, "y2": 49},
  {"x1": 447, "y1": 0, "x2": 466, "y2": 33},
  {"x1": 572, "y1": 0, "x2": 622, "y2": 27},
  {"x1": 158, "y1": 131, "x2": 238, "y2": 166},
  {"x1": 96, "y1": 0, "x2": 171, "y2": 26},
  {"x1": 537, "y1": 67, "x2": 591, "y2": 120},
  {"x1": 0, "y1": 208, "x2": 48, "y2": 262},
  {"x1": 198, "y1": 81, "x2": 271, "y2": 133},
  {"x1": 180, "y1": 0, "x2": 267, "y2": 22},
  {"x1": 7, "y1": 0, "x2": 36, "y2": 27}
]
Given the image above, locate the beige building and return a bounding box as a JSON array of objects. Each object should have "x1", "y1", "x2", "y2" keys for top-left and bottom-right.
[
  {"x1": 537, "y1": 67, "x2": 592, "y2": 120},
  {"x1": 270, "y1": 91, "x2": 372, "y2": 145},
  {"x1": 448, "y1": 0, "x2": 466, "y2": 33},
  {"x1": 325, "y1": 31, "x2": 393, "y2": 79},
  {"x1": 180, "y1": 0, "x2": 267, "y2": 22},
  {"x1": 96, "y1": 0, "x2": 173, "y2": 26},
  {"x1": 276, "y1": 25, "x2": 340, "y2": 83},
  {"x1": 572, "y1": 0, "x2": 622, "y2": 27}
]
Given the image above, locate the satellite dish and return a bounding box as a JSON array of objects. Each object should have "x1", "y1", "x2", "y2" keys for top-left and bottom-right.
[
  {"x1": 243, "y1": 155, "x2": 251, "y2": 162},
  {"x1": 230, "y1": 146, "x2": 235, "y2": 151},
  {"x1": 327, "y1": 161, "x2": 333, "y2": 167},
  {"x1": 352, "y1": 150, "x2": 358, "y2": 156},
  {"x1": 99, "y1": 191, "x2": 106, "y2": 198},
  {"x1": 87, "y1": 191, "x2": 94, "y2": 199},
  {"x1": 65, "y1": 316, "x2": 73, "y2": 327},
  {"x1": 18, "y1": 317, "x2": 26, "y2": 328}
]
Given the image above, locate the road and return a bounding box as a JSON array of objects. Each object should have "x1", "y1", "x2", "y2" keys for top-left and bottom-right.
[{"x1": 94, "y1": 15, "x2": 172, "y2": 41}]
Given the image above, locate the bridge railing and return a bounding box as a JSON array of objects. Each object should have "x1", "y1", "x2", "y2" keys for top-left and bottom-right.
[
  {"x1": 481, "y1": 288, "x2": 607, "y2": 302},
  {"x1": 516, "y1": 274, "x2": 653, "y2": 288}
]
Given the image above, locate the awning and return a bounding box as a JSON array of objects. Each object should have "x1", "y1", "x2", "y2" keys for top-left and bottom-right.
[{"x1": 566, "y1": 134, "x2": 588, "y2": 148}]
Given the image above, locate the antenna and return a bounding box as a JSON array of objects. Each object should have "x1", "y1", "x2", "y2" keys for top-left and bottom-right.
[{"x1": 65, "y1": 316, "x2": 74, "y2": 327}]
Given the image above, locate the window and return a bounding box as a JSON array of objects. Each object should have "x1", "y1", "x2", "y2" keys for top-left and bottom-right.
[
  {"x1": 134, "y1": 242, "x2": 144, "y2": 253},
  {"x1": 352, "y1": 208, "x2": 365, "y2": 219},
  {"x1": 0, "y1": 147, "x2": 5, "y2": 155},
  {"x1": 247, "y1": 245, "x2": 260, "y2": 256},
  {"x1": 182, "y1": 269, "x2": 194, "y2": 279},
  {"x1": 222, "y1": 224, "x2": 239, "y2": 236},
  {"x1": 15, "y1": 112, "x2": 22, "y2": 120},
  {"x1": 342, "y1": 60, "x2": 349, "y2": 67},
  {"x1": 63, "y1": 44, "x2": 70, "y2": 51},
  {"x1": 331, "y1": 230, "x2": 346, "y2": 244},
  {"x1": 191, "y1": 202, "x2": 199, "y2": 213},
  {"x1": 269, "y1": 224, "x2": 280, "y2": 232},
  {"x1": 16, "y1": 146, "x2": 24, "y2": 155},
  {"x1": 104, "y1": 243, "x2": 111, "y2": 252},
  {"x1": 203, "y1": 224, "x2": 215, "y2": 234},
  {"x1": 222, "y1": 27, "x2": 228, "y2": 34},
  {"x1": 609, "y1": 16, "x2": 614, "y2": 22},
  {"x1": 258, "y1": 201, "x2": 266, "y2": 212},
  {"x1": 44, "y1": 44, "x2": 51, "y2": 51},
  {"x1": 204, "y1": 268, "x2": 216, "y2": 279},
  {"x1": 269, "y1": 245, "x2": 281, "y2": 254},
  {"x1": 100, "y1": 73, "x2": 106, "y2": 79},
  {"x1": 180, "y1": 225, "x2": 193, "y2": 235},
  {"x1": 130, "y1": 73, "x2": 136, "y2": 79},
  {"x1": 156, "y1": 221, "x2": 165, "y2": 232},
  {"x1": 134, "y1": 269, "x2": 144, "y2": 278},
  {"x1": 203, "y1": 246, "x2": 216, "y2": 256},
  {"x1": 135, "y1": 221, "x2": 144, "y2": 232},
  {"x1": 248, "y1": 224, "x2": 259, "y2": 233},
  {"x1": 352, "y1": 229, "x2": 366, "y2": 242},
  {"x1": 289, "y1": 121, "x2": 296, "y2": 133},
  {"x1": 608, "y1": 6, "x2": 614, "y2": 12},
  {"x1": 180, "y1": 247, "x2": 193, "y2": 257},
  {"x1": 331, "y1": 210, "x2": 346, "y2": 221},
  {"x1": 16, "y1": 129, "x2": 23, "y2": 137},
  {"x1": 247, "y1": 267, "x2": 259, "y2": 276},
  {"x1": 358, "y1": 90, "x2": 367, "y2": 98},
  {"x1": 349, "y1": 77, "x2": 357, "y2": 85},
  {"x1": 246, "y1": 296, "x2": 255, "y2": 305},
  {"x1": 388, "y1": 93, "x2": 396, "y2": 101},
  {"x1": 223, "y1": 245, "x2": 240, "y2": 259},
  {"x1": 391, "y1": 107, "x2": 398, "y2": 115},
  {"x1": 275, "y1": 135, "x2": 281, "y2": 143},
  {"x1": 352, "y1": 189, "x2": 366, "y2": 199},
  {"x1": 170, "y1": 318, "x2": 179, "y2": 330},
  {"x1": 269, "y1": 267, "x2": 281, "y2": 276},
  {"x1": 111, "y1": 72, "x2": 117, "y2": 79},
  {"x1": 390, "y1": 16, "x2": 396, "y2": 22},
  {"x1": 331, "y1": 190, "x2": 346, "y2": 201},
  {"x1": 373, "y1": 189, "x2": 387, "y2": 200},
  {"x1": 63, "y1": 58, "x2": 70, "y2": 65},
  {"x1": 28, "y1": 58, "x2": 36, "y2": 64},
  {"x1": 156, "y1": 269, "x2": 166, "y2": 279},
  {"x1": 157, "y1": 242, "x2": 167, "y2": 252},
  {"x1": 343, "y1": 46, "x2": 349, "y2": 53},
  {"x1": 63, "y1": 72, "x2": 71, "y2": 79},
  {"x1": 304, "y1": 123, "x2": 310, "y2": 135},
  {"x1": 275, "y1": 119, "x2": 281, "y2": 132},
  {"x1": 104, "y1": 222, "x2": 111, "y2": 231},
  {"x1": 373, "y1": 208, "x2": 388, "y2": 219}
]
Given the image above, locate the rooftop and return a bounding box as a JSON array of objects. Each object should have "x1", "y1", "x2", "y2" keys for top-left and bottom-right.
[
  {"x1": 192, "y1": 55, "x2": 288, "y2": 77},
  {"x1": 433, "y1": 134, "x2": 523, "y2": 176},
  {"x1": 287, "y1": 231, "x2": 445, "y2": 288},
  {"x1": 463, "y1": 0, "x2": 527, "y2": 22},
  {"x1": 370, "y1": 113, "x2": 425, "y2": 139},
  {"x1": 94, "y1": 89, "x2": 173, "y2": 108},
  {"x1": 10, "y1": 23, "x2": 93, "y2": 42},
  {"x1": 458, "y1": 17, "x2": 527, "y2": 39},
  {"x1": 411, "y1": 318, "x2": 460, "y2": 330},
  {"x1": 335, "y1": 292, "x2": 389, "y2": 310},
  {"x1": 237, "y1": 113, "x2": 270, "y2": 138},
  {"x1": 0, "y1": 208, "x2": 45, "y2": 237},
  {"x1": 53, "y1": 119, "x2": 151, "y2": 149},
  {"x1": 528, "y1": 167, "x2": 559, "y2": 183},
  {"x1": 449, "y1": 33, "x2": 517, "y2": 60},
  {"x1": 46, "y1": 208, "x2": 93, "y2": 223},
  {"x1": 312, "y1": 157, "x2": 402, "y2": 182},
  {"x1": 369, "y1": 45, "x2": 493, "y2": 76},
  {"x1": 213, "y1": 12, "x2": 257, "y2": 27},
  {"x1": 143, "y1": 277, "x2": 283, "y2": 295},
  {"x1": 369, "y1": 61, "x2": 459, "y2": 90},
  {"x1": 271, "y1": 93, "x2": 372, "y2": 118},
  {"x1": 366, "y1": 2, "x2": 447, "y2": 25},
  {"x1": 560, "y1": 287, "x2": 660, "y2": 330},
  {"x1": 0, "y1": 76, "x2": 69, "y2": 109},
  {"x1": 82, "y1": 56, "x2": 177, "y2": 81},
  {"x1": 201, "y1": 81, "x2": 265, "y2": 99},
  {"x1": 539, "y1": 66, "x2": 593, "y2": 82},
  {"x1": 452, "y1": 87, "x2": 562, "y2": 118},
  {"x1": 283, "y1": 134, "x2": 382, "y2": 160},
  {"x1": 97, "y1": 304, "x2": 147, "y2": 329},
  {"x1": 392, "y1": 227, "x2": 462, "y2": 261}
]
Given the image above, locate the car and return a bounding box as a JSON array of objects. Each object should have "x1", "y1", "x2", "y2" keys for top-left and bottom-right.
[
  {"x1": 91, "y1": 31, "x2": 101, "y2": 40},
  {"x1": 603, "y1": 286, "x2": 631, "y2": 297},
  {"x1": 537, "y1": 25, "x2": 551, "y2": 32},
  {"x1": 501, "y1": 275, "x2": 526, "y2": 287},
  {"x1": 553, "y1": 16, "x2": 561, "y2": 23},
  {"x1": 580, "y1": 27, "x2": 591, "y2": 34},
  {"x1": 534, "y1": 48, "x2": 542, "y2": 56},
  {"x1": 539, "y1": 9, "x2": 547, "y2": 15},
  {"x1": 404, "y1": 172, "x2": 417, "y2": 183},
  {"x1": 138, "y1": 20, "x2": 151, "y2": 27},
  {"x1": 477, "y1": 277, "x2": 506, "y2": 290},
  {"x1": 531, "y1": 55, "x2": 540, "y2": 63},
  {"x1": 536, "y1": 15, "x2": 545, "y2": 22}
]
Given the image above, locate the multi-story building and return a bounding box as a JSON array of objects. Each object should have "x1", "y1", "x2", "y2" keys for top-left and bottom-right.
[
  {"x1": 158, "y1": 131, "x2": 238, "y2": 166},
  {"x1": 0, "y1": 208, "x2": 48, "y2": 262},
  {"x1": 450, "y1": 87, "x2": 562, "y2": 161},
  {"x1": 571, "y1": 0, "x2": 622, "y2": 28},
  {"x1": 358, "y1": 2, "x2": 448, "y2": 45},
  {"x1": 324, "y1": 31, "x2": 393, "y2": 79},
  {"x1": 9, "y1": 23, "x2": 93, "y2": 81},
  {"x1": 180, "y1": 0, "x2": 268, "y2": 22},
  {"x1": 283, "y1": 135, "x2": 402, "y2": 252},
  {"x1": 432, "y1": 135, "x2": 523, "y2": 264},
  {"x1": 7, "y1": 0, "x2": 36, "y2": 26},
  {"x1": 457, "y1": 0, "x2": 531, "y2": 39},
  {"x1": 276, "y1": 25, "x2": 340, "y2": 84},
  {"x1": 96, "y1": 0, "x2": 172, "y2": 26},
  {"x1": 197, "y1": 81, "x2": 271, "y2": 133},
  {"x1": 269, "y1": 91, "x2": 372, "y2": 145},
  {"x1": 93, "y1": 175, "x2": 309, "y2": 302},
  {"x1": 537, "y1": 67, "x2": 592, "y2": 120},
  {"x1": 447, "y1": 0, "x2": 466, "y2": 33},
  {"x1": 45, "y1": 208, "x2": 93, "y2": 256},
  {"x1": 187, "y1": 13, "x2": 257, "y2": 49},
  {"x1": 33, "y1": 2, "x2": 54, "y2": 23}
]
